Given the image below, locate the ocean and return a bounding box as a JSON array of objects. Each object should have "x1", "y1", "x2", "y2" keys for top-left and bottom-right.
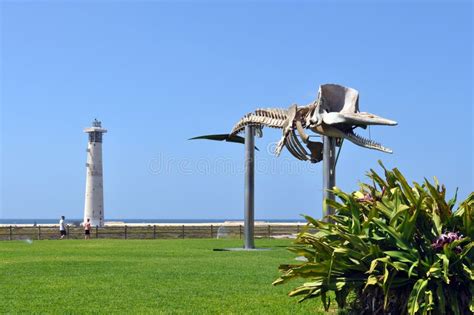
[{"x1": 0, "y1": 218, "x2": 305, "y2": 225}]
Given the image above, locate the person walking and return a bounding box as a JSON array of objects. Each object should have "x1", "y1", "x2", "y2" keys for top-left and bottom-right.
[
  {"x1": 84, "y1": 218, "x2": 91, "y2": 240},
  {"x1": 59, "y1": 216, "x2": 67, "y2": 239}
]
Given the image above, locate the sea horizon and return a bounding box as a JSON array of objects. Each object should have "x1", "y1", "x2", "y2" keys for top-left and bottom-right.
[{"x1": 0, "y1": 218, "x2": 307, "y2": 225}]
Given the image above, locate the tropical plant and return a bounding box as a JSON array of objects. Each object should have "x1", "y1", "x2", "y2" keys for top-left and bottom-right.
[{"x1": 273, "y1": 161, "x2": 473, "y2": 314}]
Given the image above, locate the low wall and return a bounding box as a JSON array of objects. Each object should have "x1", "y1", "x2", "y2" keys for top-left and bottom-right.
[{"x1": 0, "y1": 224, "x2": 313, "y2": 241}]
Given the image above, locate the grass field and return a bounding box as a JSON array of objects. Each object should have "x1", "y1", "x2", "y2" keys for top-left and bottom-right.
[{"x1": 0, "y1": 239, "x2": 326, "y2": 314}]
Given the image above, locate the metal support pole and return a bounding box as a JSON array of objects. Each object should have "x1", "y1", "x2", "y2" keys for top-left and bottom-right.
[
  {"x1": 322, "y1": 136, "x2": 336, "y2": 221},
  {"x1": 244, "y1": 125, "x2": 255, "y2": 249}
]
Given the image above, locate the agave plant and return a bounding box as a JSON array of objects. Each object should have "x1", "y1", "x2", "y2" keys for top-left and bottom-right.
[{"x1": 274, "y1": 162, "x2": 473, "y2": 314}]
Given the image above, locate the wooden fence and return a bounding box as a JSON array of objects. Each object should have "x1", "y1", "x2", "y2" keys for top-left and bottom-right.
[{"x1": 0, "y1": 224, "x2": 310, "y2": 241}]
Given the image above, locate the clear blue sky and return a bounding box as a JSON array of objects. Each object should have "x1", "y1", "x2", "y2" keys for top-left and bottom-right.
[{"x1": 1, "y1": 1, "x2": 472, "y2": 220}]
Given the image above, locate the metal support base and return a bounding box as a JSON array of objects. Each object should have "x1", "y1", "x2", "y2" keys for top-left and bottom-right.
[
  {"x1": 322, "y1": 136, "x2": 336, "y2": 221},
  {"x1": 213, "y1": 247, "x2": 272, "y2": 252}
]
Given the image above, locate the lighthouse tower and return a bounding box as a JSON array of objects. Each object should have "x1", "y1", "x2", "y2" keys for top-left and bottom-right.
[{"x1": 83, "y1": 119, "x2": 107, "y2": 227}]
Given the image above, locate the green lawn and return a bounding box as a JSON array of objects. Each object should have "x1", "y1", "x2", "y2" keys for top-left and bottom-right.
[{"x1": 0, "y1": 239, "x2": 325, "y2": 314}]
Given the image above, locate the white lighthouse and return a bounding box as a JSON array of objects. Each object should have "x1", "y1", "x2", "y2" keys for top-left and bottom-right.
[{"x1": 83, "y1": 119, "x2": 107, "y2": 227}]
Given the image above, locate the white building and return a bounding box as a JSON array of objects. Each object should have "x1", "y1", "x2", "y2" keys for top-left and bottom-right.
[{"x1": 83, "y1": 119, "x2": 107, "y2": 227}]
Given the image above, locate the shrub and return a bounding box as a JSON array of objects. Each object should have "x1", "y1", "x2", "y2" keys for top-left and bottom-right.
[{"x1": 274, "y1": 162, "x2": 473, "y2": 314}]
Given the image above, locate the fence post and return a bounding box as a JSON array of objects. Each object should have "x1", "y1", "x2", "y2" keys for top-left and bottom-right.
[
  {"x1": 210, "y1": 225, "x2": 213, "y2": 238},
  {"x1": 9, "y1": 225, "x2": 12, "y2": 241},
  {"x1": 268, "y1": 225, "x2": 271, "y2": 238},
  {"x1": 153, "y1": 225, "x2": 156, "y2": 239},
  {"x1": 124, "y1": 225, "x2": 128, "y2": 239},
  {"x1": 38, "y1": 226, "x2": 41, "y2": 240},
  {"x1": 239, "y1": 225, "x2": 242, "y2": 239},
  {"x1": 67, "y1": 225, "x2": 70, "y2": 239},
  {"x1": 182, "y1": 225, "x2": 185, "y2": 239},
  {"x1": 96, "y1": 226, "x2": 99, "y2": 239}
]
